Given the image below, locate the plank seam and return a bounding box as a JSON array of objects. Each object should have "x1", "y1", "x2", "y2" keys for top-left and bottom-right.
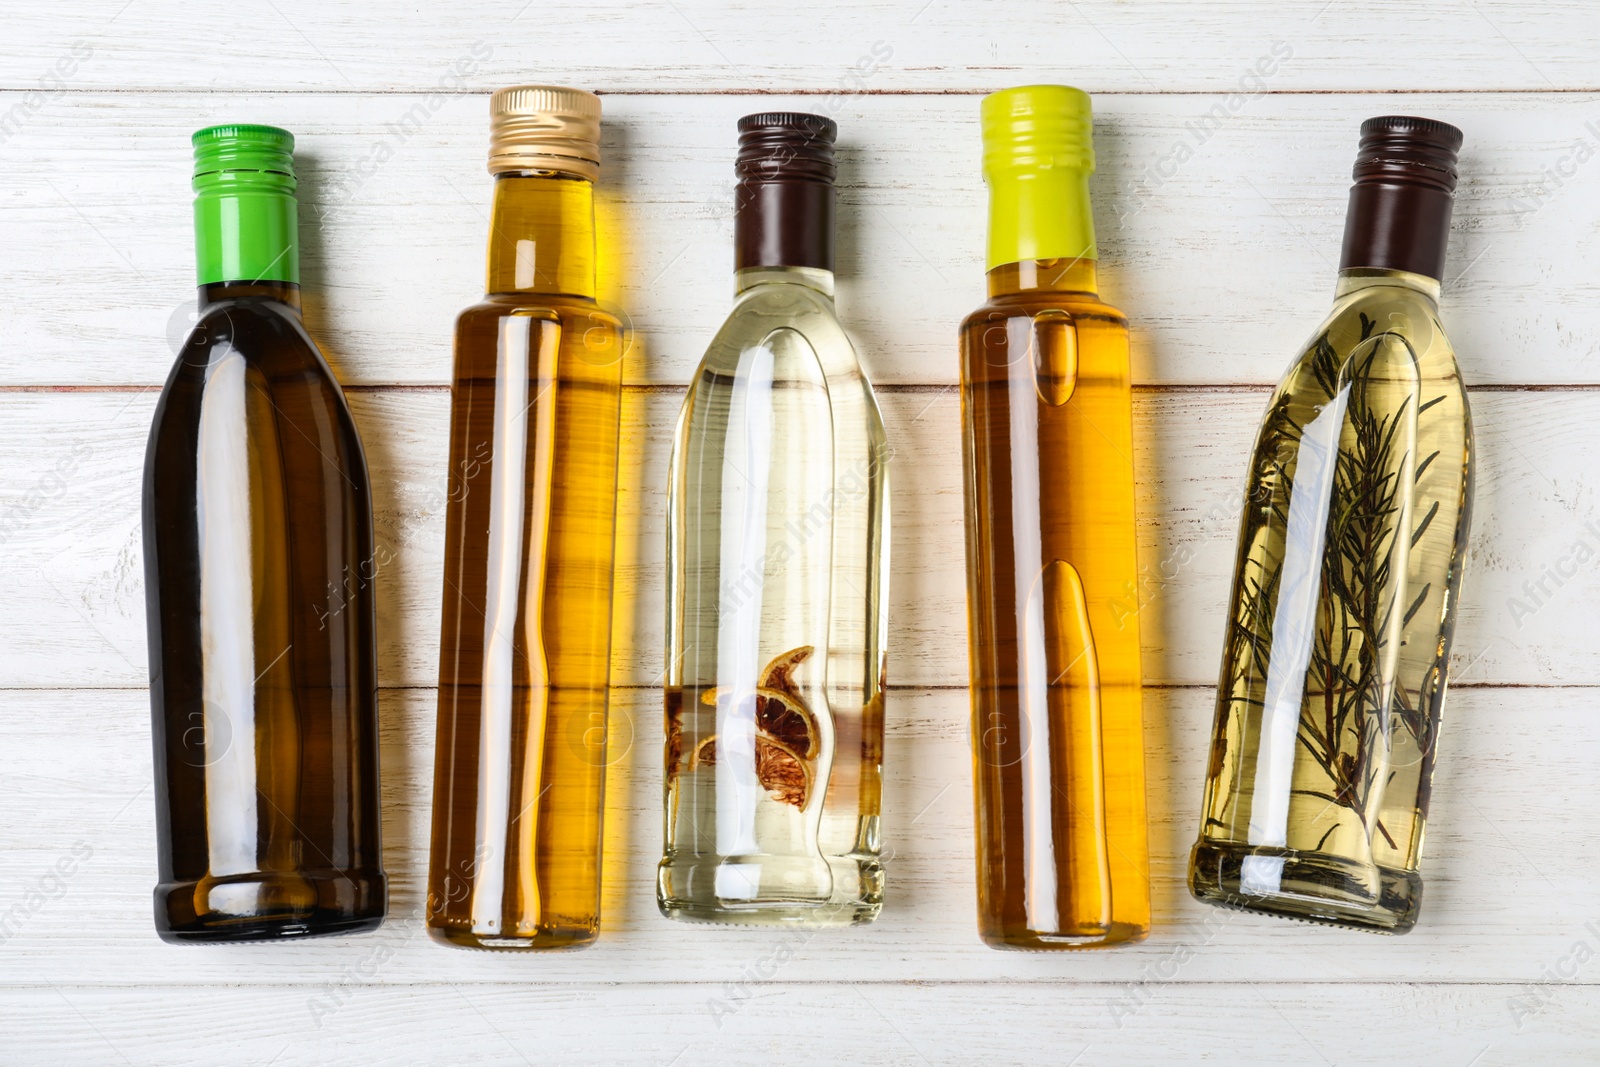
[
  {"x1": 0, "y1": 382, "x2": 1585, "y2": 394},
  {"x1": 7, "y1": 87, "x2": 1600, "y2": 97}
]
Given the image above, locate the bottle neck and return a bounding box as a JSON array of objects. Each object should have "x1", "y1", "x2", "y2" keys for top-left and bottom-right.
[
  {"x1": 193, "y1": 187, "x2": 298, "y2": 286},
  {"x1": 198, "y1": 280, "x2": 302, "y2": 311},
  {"x1": 1333, "y1": 266, "x2": 1441, "y2": 304},
  {"x1": 734, "y1": 179, "x2": 834, "y2": 273},
  {"x1": 985, "y1": 167, "x2": 1096, "y2": 271},
  {"x1": 1338, "y1": 177, "x2": 1453, "y2": 280},
  {"x1": 986, "y1": 257, "x2": 1099, "y2": 299},
  {"x1": 485, "y1": 172, "x2": 596, "y2": 298}
]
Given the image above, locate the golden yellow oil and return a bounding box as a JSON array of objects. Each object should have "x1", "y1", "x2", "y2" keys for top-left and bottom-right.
[
  {"x1": 427, "y1": 173, "x2": 624, "y2": 949},
  {"x1": 959, "y1": 258, "x2": 1150, "y2": 949}
]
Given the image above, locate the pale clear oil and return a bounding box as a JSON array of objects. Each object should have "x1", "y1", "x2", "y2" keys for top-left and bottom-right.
[
  {"x1": 659, "y1": 266, "x2": 889, "y2": 926},
  {"x1": 1190, "y1": 268, "x2": 1474, "y2": 934}
]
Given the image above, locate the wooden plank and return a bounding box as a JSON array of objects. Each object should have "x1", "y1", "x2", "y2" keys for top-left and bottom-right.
[
  {"x1": 3, "y1": 979, "x2": 1598, "y2": 1066},
  {"x1": 0, "y1": 386, "x2": 1590, "y2": 689},
  {"x1": 5, "y1": 1, "x2": 1599, "y2": 93},
  {"x1": 4, "y1": 685, "x2": 1599, "y2": 989},
  {"x1": 2, "y1": 91, "x2": 1598, "y2": 387}
]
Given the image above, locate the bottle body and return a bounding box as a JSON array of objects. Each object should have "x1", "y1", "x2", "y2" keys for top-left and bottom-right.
[
  {"x1": 960, "y1": 259, "x2": 1149, "y2": 949},
  {"x1": 1190, "y1": 270, "x2": 1473, "y2": 933},
  {"x1": 426, "y1": 170, "x2": 624, "y2": 949},
  {"x1": 144, "y1": 282, "x2": 386, "y2": 942},
  {"x1": 659, "y1": 268, "x2": 890, "y2": 925}
]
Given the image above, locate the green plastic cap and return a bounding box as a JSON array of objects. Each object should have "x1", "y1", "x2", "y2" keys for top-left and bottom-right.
[
  {"x1": 192, "y1": 124, "x2": 299, "y2": 285},
  {"x1": 980, "y1": 85, "x2": 1098, "y2": 269}
]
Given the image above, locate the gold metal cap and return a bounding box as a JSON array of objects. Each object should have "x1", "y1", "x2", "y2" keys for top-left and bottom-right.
[{"x1": 487, "y1": 85, "x2": 601, "y2": 180}]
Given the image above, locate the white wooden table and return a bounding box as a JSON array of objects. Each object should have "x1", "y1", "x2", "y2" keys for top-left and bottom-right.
[{"x1": 4, "y1": 2, "x2": 1599, "y2": 1063}]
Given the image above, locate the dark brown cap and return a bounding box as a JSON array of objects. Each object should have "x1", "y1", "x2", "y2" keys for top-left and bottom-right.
[
  {"x1": 1338, "y1": 115, "x2": 1464, "y2": 280},
  {"x1": 734, "y1": 112, "x2": 836, "y2": 272}
]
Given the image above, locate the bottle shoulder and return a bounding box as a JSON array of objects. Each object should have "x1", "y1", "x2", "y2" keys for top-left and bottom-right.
[
  {"x1": 713, "y1": 283, "x2": 848, "y2": 342},
  {"x1": 452, "y1": 295, "x2": 626, "y2": 381},
  {"x1": 458, "y1": 293, "x2": 620, "y2": 326},
  {"x1": 163, "y1": 297, "x2": 333, "y2": 390},
  {"x1": 149, "y1": 299, "x2": 363, "y2": 465},
  {"x1": 698, "y1": 282, "x2": 867, "y2": 382},
  {"x1": 189, "y1": 295, "x2": 319, "y2": 350},
  {"x1": 960, "y1": 290, "x2": 1128, "y2": 332},
  {"x1": 729, "y1": 279, "x2": 838, "y2": 314},
  {"x1": 1286, "y1": 284, "x2": 1462, "y2": 392},
  {"x1": 1321, "y1": 283, "x2": 1449, "y2": 334}
]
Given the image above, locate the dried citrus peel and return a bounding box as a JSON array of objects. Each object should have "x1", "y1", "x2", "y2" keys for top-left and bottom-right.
[{"x1": 683, "y1": 646, "x2": 821, "y2": 807}]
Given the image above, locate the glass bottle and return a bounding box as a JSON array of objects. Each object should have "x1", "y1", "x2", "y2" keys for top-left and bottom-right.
[
  {"x1": 144, "y1": 125, "x2": 386, "y2": 942},
  {"x1": 658, "y1": 113, "x2": 890, "y2": 926},
  {"x1": 960, "y1": 86, "x2": 1150, "y2": 950},
  {"x1": 426, "y1": 87, "x2": 625, "y2": 950},
  {"x1": 1189, "y1": 117, "x2": 1474, "y2": 934}
]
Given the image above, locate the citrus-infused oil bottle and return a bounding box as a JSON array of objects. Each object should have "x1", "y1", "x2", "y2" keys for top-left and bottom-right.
[
  {"x1": 144, "y1": 125, "x2": 386, "y2": 942},
  {"x1": 1190, "y1": 117, "x2": 1473, "y2": 934},
  {"x1": 960, "y1": 86, "x2": 1149, "y2": 950},
  {"x1": 426, "y1": 87, "x2": 625, "y2": 949},
  {"x1": 658, "y1": 113, "x2": 890, "y2": 926}
]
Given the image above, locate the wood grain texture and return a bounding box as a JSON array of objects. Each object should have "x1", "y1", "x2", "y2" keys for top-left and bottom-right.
[
  {"x1": 7, "y1": 981, "x2": 1598, "y2": 1066},
  {"x1": 6, "y1": 686, "x2": 1600, "y2": 989},
  {"x1": 4, "y1": 2, "x2": 1600, "y2": 1062},
  {"x1": 5, "y1": 0, "x2": 1600, "y2": 93},
  {"x1": 2, "y1": 91, "x2": 1600, "y2": 387}
]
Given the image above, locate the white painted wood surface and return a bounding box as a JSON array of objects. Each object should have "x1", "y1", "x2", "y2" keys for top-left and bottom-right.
[{"x1": 4, "y1": 2, "x2": 1600, "y2": 1064}]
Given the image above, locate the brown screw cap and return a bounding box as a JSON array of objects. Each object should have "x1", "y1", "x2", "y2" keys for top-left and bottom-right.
[
  {"x1": 1338, "y1": 115, "x2": 1464, "y2": 281},
  {"x1": 734, "y1": 112, "x2": 837, "y2": 272}
]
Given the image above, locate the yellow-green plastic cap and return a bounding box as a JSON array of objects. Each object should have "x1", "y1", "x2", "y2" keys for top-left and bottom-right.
[{"x1": 981, "y1": 85, "x2": 1097, "y2": 269}]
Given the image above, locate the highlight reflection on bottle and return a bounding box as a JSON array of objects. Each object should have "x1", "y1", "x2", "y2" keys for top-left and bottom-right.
[
  {"x1": 426, "y1": 87, "x2": 625, "y2": 950},
  {"x1": 144, "y1": 125, "x2": 386, "y2": 943},
  {"x1": 1189, "y1": 117, "x2": 1474, "y2": 934},
  {"x1": 960, "y1": 86, "x2": 1150, "y2": 950},
  {"x1": 658, "y1": 113, "x2": 890, "y2": 927}
]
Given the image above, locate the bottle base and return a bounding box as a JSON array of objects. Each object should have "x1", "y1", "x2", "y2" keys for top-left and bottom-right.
[
  {"x1": 155, "y1": 869, "x2": 387, "y2": 944},
  {"x1": 656, "y1": 856, "x2": 883, "y2": 928},
  {"x1": 977, "y1": 921, "x2": 1149, "y2": 951},
  {"x1": 425, "y1": 922, "x2": 599, "y2": 951},
  {"x1": 658, "y1": 896, "x2": 882, "y2": 928},
  {"x1": 1188, "y1": 840, "x2": 1422, "y2": 934}
]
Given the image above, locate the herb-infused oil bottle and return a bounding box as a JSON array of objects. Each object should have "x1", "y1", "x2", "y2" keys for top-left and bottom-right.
[
  {"x1": 426, "y1": 87, "x2": 625, "y2": 949},
  {"x1": 144, "y1": 125, "x2": 386, "y2": 942},
  {"x1": 659, "y1": 113, "x2": 890, "y2": 926},
  {"x1": 960, "y1": 86, "x2": 1149, "y2": 950},
  {"x1": 1190, "y1": 117, "x2": 1474, "y2": 934}
]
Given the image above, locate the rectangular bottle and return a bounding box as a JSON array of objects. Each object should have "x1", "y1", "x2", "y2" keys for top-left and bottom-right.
[
  {"x1": 658, "y1": 113, "x2": 891, "y2": 926},
  {"x1": 426, "y1": 88, "x2": 625, "y2": 949},
  {"x1": 144, "y1": 125, "x2": 386, "y2": 942},
  {"x1": 959, "y1": 86, "x2": 1150, "y2": 949},
  {"x1": 1189, "y1": 117, "x2": 1474, "y2": 934}
]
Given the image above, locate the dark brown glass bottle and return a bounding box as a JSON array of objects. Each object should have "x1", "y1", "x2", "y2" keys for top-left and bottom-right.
[{"x1": 143, "y1": 126, "x2": 385, "y2": 943}]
